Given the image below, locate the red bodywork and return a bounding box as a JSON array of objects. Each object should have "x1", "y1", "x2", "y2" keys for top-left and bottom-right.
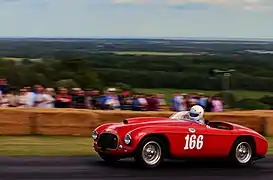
[{"x1": 93, "y1": 117, "x2": 268, "y2": 159}]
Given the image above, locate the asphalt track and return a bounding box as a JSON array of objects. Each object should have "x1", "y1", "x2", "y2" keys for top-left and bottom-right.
[{"x1": 0, "y1": 156, "x2": 273, "y2": 180}]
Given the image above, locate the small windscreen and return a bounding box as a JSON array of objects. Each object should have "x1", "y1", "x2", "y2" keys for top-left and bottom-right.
[{"x1": 169, "y1": 111, "x2": 190, "y2": 120}]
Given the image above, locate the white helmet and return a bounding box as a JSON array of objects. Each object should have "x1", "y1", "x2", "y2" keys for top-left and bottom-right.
[{"x1": 189, "y1": 105, "x2": 204, "y2": 122}]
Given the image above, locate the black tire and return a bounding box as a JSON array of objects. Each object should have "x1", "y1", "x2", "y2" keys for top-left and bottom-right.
[
  {"x1": 99, "y1": 152, "x2": 119, "y2": 164},
  {"x1": 229, "y1": 137, "x2": 254, "y2": 167},
  {"x1": 134, "y1": 137, "x2": 166, "y2": 168}
]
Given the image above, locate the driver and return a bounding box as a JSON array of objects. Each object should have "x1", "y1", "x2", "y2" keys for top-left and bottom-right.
[{"x1": 188, "y1": 105, "x2": 205, "y2": 125}]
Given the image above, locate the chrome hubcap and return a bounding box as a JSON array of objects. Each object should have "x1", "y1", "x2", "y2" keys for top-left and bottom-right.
[
  {"x1": 235, "y1": 142, "x2": 252, "y2": 164},
  {"x1": 142, "y1": 141, "x2": 161, "y2": 165}
]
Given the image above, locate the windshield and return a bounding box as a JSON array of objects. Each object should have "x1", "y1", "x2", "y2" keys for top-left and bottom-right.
[{"x1": 169, "y1": 111, "x2": 190, "y2": 121}]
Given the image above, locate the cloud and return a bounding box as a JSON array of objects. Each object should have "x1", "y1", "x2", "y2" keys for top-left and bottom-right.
[
  {"x1": 1, "y1": 0, "x2": 272, "y2": 12},
  {"x1": 241, "y1": 0, "x2": 273, "y2": 11},
  {"x1": 167, "y1": 0, "x2": 225, "y2": 10},
  {"x1": 112, "y1": 0, "x2": 149, "y2": 4},
  {"x1": 111, "y1": 0, "x2": 226, "y2": 5},
  {"x1": 167, "y1": 0, "x2": 226, "y2": 5},
  {"x1": 170, "y1": 2, "x2": 212, "y2": 10},
  {"x1": 111, "y1": 0, "x2": 273, "y2": 11}
]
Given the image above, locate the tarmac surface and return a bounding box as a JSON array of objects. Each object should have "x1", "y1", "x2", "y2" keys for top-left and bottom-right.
[{"x1": 0, "y1": 156, "x2": 273, "y2": 180}]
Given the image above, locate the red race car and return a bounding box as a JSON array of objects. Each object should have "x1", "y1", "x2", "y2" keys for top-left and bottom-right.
[{"x1": 92, "y1": 111, "x2": 268, "y2": 168}]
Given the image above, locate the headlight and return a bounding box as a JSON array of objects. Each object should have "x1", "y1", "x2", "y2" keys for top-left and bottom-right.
[
  {"x1": 92, "y1": 130, "x2": 98, "y2": 140},
  {"x1": 124, "y1": 133, "x2": 132, "y2": 145}
]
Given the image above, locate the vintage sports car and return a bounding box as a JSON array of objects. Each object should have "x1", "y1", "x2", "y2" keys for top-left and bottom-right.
[{"x1": 92, "y1": 111, "x2": 268, "y2": 168}]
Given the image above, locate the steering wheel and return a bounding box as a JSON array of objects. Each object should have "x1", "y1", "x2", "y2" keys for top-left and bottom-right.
[{"x1": 205, "y1": 119, "x2": 210, "y2": 125}]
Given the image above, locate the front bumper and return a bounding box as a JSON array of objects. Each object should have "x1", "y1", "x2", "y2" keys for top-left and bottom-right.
[{"x1": 93, "y1": 141, "x2": 134, "y2": 156}]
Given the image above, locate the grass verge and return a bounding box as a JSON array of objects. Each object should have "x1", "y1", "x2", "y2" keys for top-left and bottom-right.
[
  {"x1": 0, "y1": 136, "x2": 95, "y2": 156},
  {"x1": 0, "y1": 136, "x2": 272, "y2": 156}
]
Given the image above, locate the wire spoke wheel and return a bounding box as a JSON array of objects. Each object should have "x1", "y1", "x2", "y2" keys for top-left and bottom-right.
[
  {"x1": 141, "y1": 141, "x2": 162, "y2": 166},
  {"x1": 235, "y1": 142, "x2": 252, "y2": 164}
]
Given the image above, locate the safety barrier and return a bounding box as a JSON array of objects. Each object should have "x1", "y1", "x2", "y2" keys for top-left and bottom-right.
[{"x1": 0, "y1": 108, "x2": 272, "y2": 136}]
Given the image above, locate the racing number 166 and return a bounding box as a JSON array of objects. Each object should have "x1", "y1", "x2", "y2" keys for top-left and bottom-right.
[{"x1": 184, "y1": 134, "x2": 204, "y2": 150}]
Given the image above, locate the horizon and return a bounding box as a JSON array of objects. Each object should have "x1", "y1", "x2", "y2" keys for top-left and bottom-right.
[{"x1": 1, "y1": 36, "x2": 273, "y2": 42}]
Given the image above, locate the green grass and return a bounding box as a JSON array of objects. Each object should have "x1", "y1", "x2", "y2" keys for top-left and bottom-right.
[
  {"x1": 113, "y1": 51, "x2": 205, "y2": 56},
  {"x1": 0, "y1": 136, "x2": 272, "y2": 156},
  {"x1": 0, "y1": 136, "x2": 95, "y2": 156},
  {"x1": 134, "y1": 88, "x2": 273, "y2": 103},
  {"x1": 267, "y1": 137, "x2": 273, "y2": 153}
]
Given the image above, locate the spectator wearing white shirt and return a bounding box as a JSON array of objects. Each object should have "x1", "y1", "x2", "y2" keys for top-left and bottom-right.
[
  {"x1": 34, "y1": 85, "x2": 46, "y2": 108},
  {"x1": 171, "y1": 93, "x2": 183, "y2": 111},
  {"x1": 137, "y1": 94, "x2": 148, "y2": 110},
  {"x1": 104, "y1": 91, "x2": 120, "y2": 110},
  {"x1": 112, "y1": 95, "x2": 121, "y2": 110},
  {"x1": 40, "y1": 88, "x2": 55, "y2": 108},
  {"x1": 17, "y1": 88, "x2": 29, "y2": 108},
  {"x1": 24, "y1": 86, "x2": 36, "y2": 107},
  {"x1": 33, "y1": 86, "x2": 54, "y2": 108},
  {"x1": 46, "y1": 88, "x2": 55, "y2": 97}
]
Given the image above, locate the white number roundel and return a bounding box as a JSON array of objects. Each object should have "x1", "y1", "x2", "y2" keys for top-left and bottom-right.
[{"x1": 184, "y1": 134, "x2": 204, "y2": 150}]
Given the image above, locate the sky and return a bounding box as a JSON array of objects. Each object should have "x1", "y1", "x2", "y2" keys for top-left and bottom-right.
[{"x1": 0, "y1": 0, "x2": 272, "y2": 39}]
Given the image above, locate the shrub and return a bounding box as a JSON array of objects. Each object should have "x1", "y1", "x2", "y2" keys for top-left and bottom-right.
[
  {"x1": 214, "y1": 91, "x2": 237, "y2": 107},
  {"x1": 233, "y1": 99, "x2": 270, "y2": 110},
  {"x1": 259, "y1": 95, "x2": 273, "y2": 109}
]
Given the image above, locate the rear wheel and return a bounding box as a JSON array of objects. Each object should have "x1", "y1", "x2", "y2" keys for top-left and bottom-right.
[
  {"x1": 99, "y1": 152, "x2": 119, "y2": 164},
  {"x1": 229, "y1": 138, "x2": 254, "y2": 166},
  {"x1": 134, "y1": 137, "x2": 165, "y2": 168}
]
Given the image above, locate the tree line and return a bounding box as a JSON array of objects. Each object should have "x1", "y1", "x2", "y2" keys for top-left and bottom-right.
[
  {"x1": 1, "y1": 39, "x2": 272, "y2": 58},
  {"x1": 0, "y1": 52, "x2": 273, "y2": 92}
]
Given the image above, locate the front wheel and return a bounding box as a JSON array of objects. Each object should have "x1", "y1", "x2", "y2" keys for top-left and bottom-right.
[
  {"x1": 134, "y1": 137, "x2": 165, "y2": 168},
  {"x1": 229, "y1": 138, "x2": 254, "y2": 167},
  {"x1": 99, "y1": 152, "x2": 119, "y2": 164}
]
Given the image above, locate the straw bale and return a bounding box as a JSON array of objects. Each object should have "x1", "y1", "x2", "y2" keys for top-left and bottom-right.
[
  {"x1": 0, "y1": 108, "x2": 272, "y2": 136},
  {"x1": 0, "y1": 108, "x2": 34, "y2": 134},
  {"x1": 36, "y1": 127, "x2": 93, "y2": 136},
  {"x1": 35, "y1": 109, "x2": 99, "y2": 135}
]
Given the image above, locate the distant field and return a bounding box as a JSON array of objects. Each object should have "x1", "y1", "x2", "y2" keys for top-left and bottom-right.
[
  {"x1": 113, "y1": 51, "x2": 206, "y2": 56},
  {"x1": 0, "y1": 57, "x2": 24, "y2": 61},
  {"x1": 0, "y1": 57, "x2": 41, "y2": 61},
  {"x1": 134, "y1": 88, "x2": 273, "y2": 103}
]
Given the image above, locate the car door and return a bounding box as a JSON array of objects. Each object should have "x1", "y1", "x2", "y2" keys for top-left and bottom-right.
[
  {"x1": 201, "y1": 127, "x2": 234, "y2": 157},
  {"x1": 180, "y1": 122, "x2": 209, "y2": 158}
]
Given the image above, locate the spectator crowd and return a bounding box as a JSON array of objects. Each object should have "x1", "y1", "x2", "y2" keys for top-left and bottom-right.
[{"x1": 0, "y1": 84, "x2": 223, "y2": 112}]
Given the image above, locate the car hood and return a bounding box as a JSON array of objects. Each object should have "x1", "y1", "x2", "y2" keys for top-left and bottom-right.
[{"x1": 103, "y1": 117, "x2": 191, "y2": 134}]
